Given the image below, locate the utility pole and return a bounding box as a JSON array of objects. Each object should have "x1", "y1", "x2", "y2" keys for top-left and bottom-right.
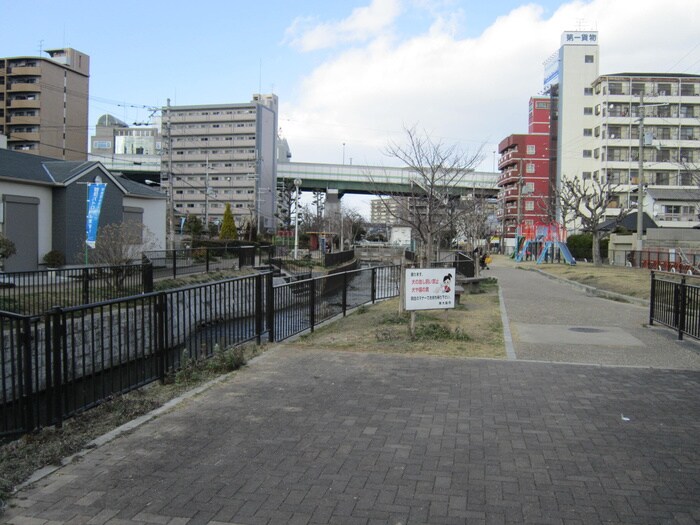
[
  {"x1": 636, "y1": 93, "x2": 645, "y2": 252},
  {"x1": 165, "y1": 99, "x2": 176, "y2": 249}
]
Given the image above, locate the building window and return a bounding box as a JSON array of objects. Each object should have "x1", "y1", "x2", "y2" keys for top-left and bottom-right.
[
  {"x1": 631, "y1": 83, "x2": 645, "y2": 96},
  {"x1": 582, "y1": 172, "x2": 592, "y2": 180},
  {"x1": 584, "y1": 87, "x2": 593, "y2": 95},
  {"x1": 583, "y1": 128, "x2": 592, "y2": 137},
  {"x1": 526, "y1": 145, "x2": 535, "y2": 155},
  {"x1": 535, "y1": 101, "x2": 549, "y2": 109},
  {"x1": 525, "y1": 163, "x2": 535, "y2": 173},
  {"x1": 525, "y1": 201, "x2": 534, "y2": 211},
  {"x1": 584, "y1": 55, "x2": 594, "y2": 63},
  {"x1": 582, "y1": 150, "x2": 592, "y2": 158},
  {"x1": 583, "y1": 107, "x2": 593, "y2": 115}
]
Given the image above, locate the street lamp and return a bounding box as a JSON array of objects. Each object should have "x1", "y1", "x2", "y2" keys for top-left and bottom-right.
[{"x1": 294, "y1": 178, "x2": 302, "y2": 259}]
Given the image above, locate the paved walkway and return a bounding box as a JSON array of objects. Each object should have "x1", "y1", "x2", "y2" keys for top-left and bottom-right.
[{"x1": 4, "y1": 264, "x2": 700, "y2": 525}]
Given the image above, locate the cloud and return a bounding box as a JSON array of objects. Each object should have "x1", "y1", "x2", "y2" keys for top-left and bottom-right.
[
  {"x1": 284, "y1": 0, "x2": 402, "y2": 51},
  {"x1": 281, "y1": 0, "x2": 700, "y2": 175}
]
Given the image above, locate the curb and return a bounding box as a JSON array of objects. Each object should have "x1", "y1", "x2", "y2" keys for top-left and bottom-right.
[{"x1": 529, "y1": 268, "x2": 650, "y2": 307}]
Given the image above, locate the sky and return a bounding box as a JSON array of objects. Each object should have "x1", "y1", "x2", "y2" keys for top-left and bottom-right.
[{"x1": 3, "y1": 0, "x2": 700, "y2": 217}]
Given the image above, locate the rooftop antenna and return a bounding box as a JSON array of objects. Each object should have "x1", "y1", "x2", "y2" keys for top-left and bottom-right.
[
  {"x1": 39, "y1": 40, "x2": 44, "y2": 55},
  {"x1": 258, "y1": 58, "x2": 262, "y2": 96}
]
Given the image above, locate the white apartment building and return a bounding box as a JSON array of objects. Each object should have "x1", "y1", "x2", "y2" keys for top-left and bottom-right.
[
  {"x1": 161, "y1": 94, "x2": 278, "y2": 233},
  {"x1": 592, "y1": 73, "x2": 700, "y2": 227},
  {"x1": 544, "y1": 31, "x2": 600, "y2": 202},
  {"x1": 546, "y1": 32, "x2": 700, "y2": 230}
]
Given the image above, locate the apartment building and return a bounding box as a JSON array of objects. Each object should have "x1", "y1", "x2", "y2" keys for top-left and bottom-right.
[
  {"x1": 0, "y1": 48, "x2": 90, "y2": 160},
  {"x1": 89, "y1": 114, "x2": 162, "y2": 178},
  {"x1": 160, "y1": 95, "x2": 278, "y2": 233},
  {"x1": 591, "y1": 73, "x2": 700, "y2": 227},
  {"x1": 370, "y1": 197, "x2": 401, "y2": 225},
  {"x1": 497, "y1": 97, "x2": 552, "y2": 250},
  {"x1": 545, "y1": 32, "x2": 700, "y2": 231}
]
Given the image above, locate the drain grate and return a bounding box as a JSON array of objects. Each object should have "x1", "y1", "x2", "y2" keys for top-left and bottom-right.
[{"x1": 569, "y1": 327, "x2": 605, "y2": 333}]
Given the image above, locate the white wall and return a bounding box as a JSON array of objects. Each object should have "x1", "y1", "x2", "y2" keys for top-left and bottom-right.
[
  {"x1": 123, "y1": 196, "x2": 166, "y2": 250},
  {"x1": 0, "y1": 181, "x2": 53, "y2": 260}
]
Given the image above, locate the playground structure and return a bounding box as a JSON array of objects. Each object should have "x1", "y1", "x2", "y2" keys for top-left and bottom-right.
[{"x1": 514, "y1": 222, "x2": 576, "y2": 265}]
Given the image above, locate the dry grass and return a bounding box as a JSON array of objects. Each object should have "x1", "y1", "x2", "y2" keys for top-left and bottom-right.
[
  {"x1": 492, "y1": 254, "x2": 652, "y2": 300},
  {"x1": 294, "y1": 279, "x2": 505, "y2": 359}
]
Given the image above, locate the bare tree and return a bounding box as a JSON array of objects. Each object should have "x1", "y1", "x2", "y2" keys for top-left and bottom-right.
[
  {"x1": 453, "y1": 195, "x2": 494, "y2": 251},
  {"x1": 371, "y1": 126, "x2": 484, "y2": 266},
  {"x1": 558, "y1": 175, "x2": 630, "y2": 266},
  {"x1": 90, "y1": 222, "x2": 157, "y2": 290}
]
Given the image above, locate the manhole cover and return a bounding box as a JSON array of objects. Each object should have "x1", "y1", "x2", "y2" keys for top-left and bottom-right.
[{"x1": 569, "y1": 327, "x2": 604, "y2": 333}]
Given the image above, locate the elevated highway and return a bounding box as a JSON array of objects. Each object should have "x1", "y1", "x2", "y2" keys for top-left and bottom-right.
[{"x1": 277, "y1": 162, "x2": 498, "y2": 197}]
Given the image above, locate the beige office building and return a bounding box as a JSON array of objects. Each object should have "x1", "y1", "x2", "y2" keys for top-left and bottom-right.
[
  {"x1": 0, "y1": 48, "x2": 90, "y2": 160},
  {"x1": 161, "y1": 95, "x2": 278, "y2": 232}
]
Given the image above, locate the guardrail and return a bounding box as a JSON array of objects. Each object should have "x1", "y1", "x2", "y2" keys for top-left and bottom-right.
[
  {"x1": 649, "y1": 270, "x2": 700, "y2": 340},
  {"x1": 1, "y1": 265, "x2": 400, "y2": 437}
]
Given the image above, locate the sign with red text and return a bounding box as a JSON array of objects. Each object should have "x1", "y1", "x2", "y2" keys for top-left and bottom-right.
[{"x1": 405, "y1": 268, "x2": 456, "y2": 311}]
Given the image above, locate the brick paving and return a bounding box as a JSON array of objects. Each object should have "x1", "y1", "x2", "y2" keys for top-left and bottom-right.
[{"x1": 3, "y1": 266, "x2": 700, "y2": 524}]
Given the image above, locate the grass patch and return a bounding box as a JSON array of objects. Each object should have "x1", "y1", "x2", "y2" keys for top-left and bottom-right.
[{"x1": 294, "y1": 283, "x2": 504, "y2": 359}]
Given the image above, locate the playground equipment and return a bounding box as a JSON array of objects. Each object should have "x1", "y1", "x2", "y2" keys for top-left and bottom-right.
[{"x1": 514, "y1": 222, "x2": 576, "y2": 265}]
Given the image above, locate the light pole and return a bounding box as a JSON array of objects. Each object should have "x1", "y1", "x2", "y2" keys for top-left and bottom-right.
[{"x1": 294, "y1": 178, "x2": 302, "y2": 259}]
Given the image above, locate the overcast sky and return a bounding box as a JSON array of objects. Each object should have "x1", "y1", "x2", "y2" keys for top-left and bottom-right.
[{"x1": 4, "y1": 0, "x2": 700, "y2": 216}]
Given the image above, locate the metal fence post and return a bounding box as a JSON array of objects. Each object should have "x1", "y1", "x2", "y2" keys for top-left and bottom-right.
[
  {"x1": 143, "y1": 262, "x2": 154, "y2": 293},
  {"x1": 156, "y1": 293, "x2": 167, "y2": 382},
  {"x1": 371, "y1": 267, "x2": 377, "y2": 303},
  {"x1": 82, "y1": 268, "x2": 90, "y2": 305},
  {"x1": 342, "y1": 271, "x2": 348, "y2": 316},
  {"x1": 649, "y1": 271, "x2": 656, "y2": 326},
  {"x1": 206, "y1": 248, "x2": 210, "y2": 273},
  {"x1": 678, "y1": 276, "x2": 687, "y2": 341},
  {"x1": 50, "y1": 306, "x2": 64, "y2": 428},
  {"x1": 309, "y1": 278, "x2": 316, "y2": 333},
  {"x1": 172, "y1": 250, "x2": 177, "y2": 279},
  {"x1": 255, "y1": 274, "x2": 263, "y2": 344},
  {"x1": 266, "y1": 272, "x2": 275, "y2": 342},
  {"x1": 21, "y1": 317, "x2": 35, "y2": 433}
]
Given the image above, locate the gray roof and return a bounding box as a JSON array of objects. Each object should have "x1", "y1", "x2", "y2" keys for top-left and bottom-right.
[
  {"x1": 646, "y1": 188, "x2": 700, "y2": 202},
  {"x1": 116, "y1": 176, "x2": 166, "y2": 199},
  {"x1": 0, "y1": 149, "x2": 163, "y2": 198}
]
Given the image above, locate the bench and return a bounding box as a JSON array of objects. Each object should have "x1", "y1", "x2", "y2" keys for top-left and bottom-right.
[{"x1": 454, "y1": 276, "x2": 491, "y2": 303}]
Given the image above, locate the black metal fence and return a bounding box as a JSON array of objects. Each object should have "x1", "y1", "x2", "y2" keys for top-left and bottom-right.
[
  {"x1": 609, "y1": 249, "x2": 700, "y2": 274},
  {"x1": 431, "y1": 252, "x2": 476, "y2": 278},
  {"x1": 0, "y1": 264, "x2": 151, "y2": 316},
  {"x1": 1, "y1": 265, "x2": 400, "y2": 437},
  {"x1": 143, "y1": 245, "x2": 274, "y2": 280},
  {"x1": 650, "y1": 271, "x2": 700, "y2": 341}
]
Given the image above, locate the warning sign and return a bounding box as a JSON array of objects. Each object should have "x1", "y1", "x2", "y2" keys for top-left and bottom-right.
[{"x1": 404, "y1": 268, "x2": 456, "y2": 311}]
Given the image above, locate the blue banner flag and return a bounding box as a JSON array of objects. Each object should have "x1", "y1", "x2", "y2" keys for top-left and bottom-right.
[{"x1": 85, "y1": 183, "x2": 107, "y2": 248}]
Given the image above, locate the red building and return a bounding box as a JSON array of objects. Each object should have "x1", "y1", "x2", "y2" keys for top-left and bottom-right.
[{"x1": 497, "y1": 97, "x2": 552, "y2": 252}]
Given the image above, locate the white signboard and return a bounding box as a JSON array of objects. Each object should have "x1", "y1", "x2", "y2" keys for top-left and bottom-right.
[
  {"x1": 405, "y1": 268, "x2": 456, "y2": 311},
  {"x1": 561, "y1": 31, "x2": 598, "y2": 46}
]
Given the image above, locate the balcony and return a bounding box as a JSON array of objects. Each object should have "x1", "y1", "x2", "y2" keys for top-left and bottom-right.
[
  {"x1": 7, "y1": 82, "x2": 40, "y2": 93},
  {"x1": 8, "y1": 132, "x2": 40, "y2": 142},
  {"x1": 8, "y1": 98, "x2": 40, "y2": 109},
  {"x1": 7, "y1": 115, "x2": 39, "y2": 125},
  {"x1": 7, "y1": 66, "x2": 41, "y2": 76}
]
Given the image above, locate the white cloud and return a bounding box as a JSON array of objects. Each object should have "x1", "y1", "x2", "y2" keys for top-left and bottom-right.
[
  {"x1": 284, "y1": 0, "x2": 403, "y2": 52},
  {"x1": 280, "y1": 0, "x2": 700, "y2": 215}
]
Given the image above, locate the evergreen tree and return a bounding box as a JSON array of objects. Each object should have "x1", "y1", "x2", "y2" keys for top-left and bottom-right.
[{"x1": 220, "y1": 203, "x2": 238, "y2": 240}]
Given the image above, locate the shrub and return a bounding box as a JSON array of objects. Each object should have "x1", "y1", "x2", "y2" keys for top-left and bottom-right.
[
  {"x1": 567, "y1": 234, "x2": 592, "y2": 260},
  {"x1": 42, "y1": 250, "x2": 66, "y2": 268}
]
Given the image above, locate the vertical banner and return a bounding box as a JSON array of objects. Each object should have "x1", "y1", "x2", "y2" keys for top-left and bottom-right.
[{"x1": 85, "y1": 183, "x2": 107, "y2": 248}]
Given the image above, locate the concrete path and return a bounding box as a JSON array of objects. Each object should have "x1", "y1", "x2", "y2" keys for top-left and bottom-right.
[{"x1": 3, "y1": 265, "x2": 700, "y2": 525}]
